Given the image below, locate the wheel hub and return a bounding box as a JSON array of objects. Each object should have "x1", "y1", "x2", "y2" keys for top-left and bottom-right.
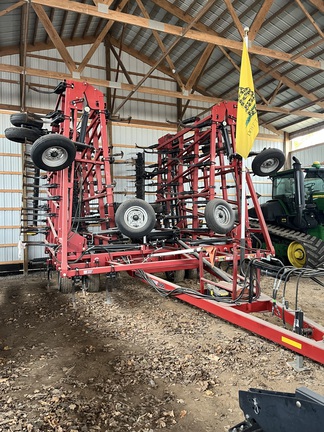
[
  {"x1": 43, "y1": 146, "x2": 68, "y2": 167},
  {"x1": 287, "y1": 241, "x2": 306, "y2": 268},
  {"x1": 124, "y1": 206, "x2": 148, "y2": 228}
]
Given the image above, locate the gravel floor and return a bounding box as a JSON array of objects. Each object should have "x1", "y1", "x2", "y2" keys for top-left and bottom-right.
[{"x1": 0, "y1": 272, "x2": 324, "y2": 431}]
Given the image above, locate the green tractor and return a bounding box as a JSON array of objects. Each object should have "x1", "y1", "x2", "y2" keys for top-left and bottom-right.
[{"x1": 249, "y1": 156, "x2": 324, "y2": 268}]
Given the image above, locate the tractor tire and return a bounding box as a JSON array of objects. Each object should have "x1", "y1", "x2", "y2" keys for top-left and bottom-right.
[
  {"x1": 30, "y1": 135, "x2": 76, "y2": 171},
  {"x1": 5, "y1": 126, "x2": 43, "y2": 144},
  {"x1": 115, "y1": 199, "x2": 156, "y2": 238},
  {"x1": 252, "y1": 148, "x2": 285, "y2": 177},
  {"x1": 165, "y1": 270, "x2": 185, "y2": 283},
  {"x1": 10, "y1": 112, "x2": 43, "y2": 129},
  {"x1": 205, "y1": 199, "x2": 235, "y2": 234}
]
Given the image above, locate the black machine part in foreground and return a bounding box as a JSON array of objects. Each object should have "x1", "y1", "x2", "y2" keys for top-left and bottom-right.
[{"x1": 229, "y1": 387, "x2": 324, "y2": 432}]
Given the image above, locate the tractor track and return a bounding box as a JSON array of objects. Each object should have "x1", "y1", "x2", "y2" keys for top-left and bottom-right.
[{"x1": 252, "y1": 223, "x2": 324, "y2": 268}]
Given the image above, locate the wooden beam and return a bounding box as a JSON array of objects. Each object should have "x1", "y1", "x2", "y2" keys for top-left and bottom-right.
[
  {"x1": 0, "y1": 1, "x2": 25, "y2": 17},
  {"x1": 185, "y1": 44, "x2": 215, "y2": 91},
  {"x1": 153, "y1": 0, "x2": 324, "y2": 110},
  {"x1": 20, "y1": 2, "x2": 29, "y2": 112},
  {"x1": 223, "y1": 0, "x2": 244, "y2": 39},
  {"x1": 1, "y1": 62, "x2": 323, "y2": 120},
  {"x1": 78, "y1": 0, "x2": 129, "y2": 73},
  {"x1": 0, "y1": 62, "x2": 221, "y2": 104},
  {"x1": 29, "y1": 0, "x2": 324, "y2": 70},
  {"x1": 295, "y1": 0, "x2": 324, "y2": 38},
  {"x1": 307, "y1": 0, "x2": 324, "y2": 13},
  {"x1": 249, "y1": 0, "x2": 275, "y2": 41},
  {"x1": 135, "y1": 0, "x2": 185, "y2": 90},
  {"x1": 31, "y1": 3, "x2": 77, "y2": 73},
  {"x1": 113, "y1": 0, "x2": 218, "y2": 113},
  {"x1": 108, "y1": 42, "x2": 134, "y2": 84},
  {"x1": 256, "y1": 61, "x2": 324, "y2": 110}
]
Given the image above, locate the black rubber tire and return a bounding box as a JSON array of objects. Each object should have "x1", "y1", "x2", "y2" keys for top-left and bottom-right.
[
  {"x1": 5, "y1": 126, "x2": 42, "y2": 144},
  {"x1": 165, "y1": 270, "x2": 185, "y2": 283},
  {"x1": 205, "y1": 199, "x2": 235, "y2": 234},
  {"x1": 59, "y1": 275, "x2": 74, "y2": 294},
  {"x1": 252, "y1": 148, "x2": 285, "y2": 177},
  {"x1": 30, "y1": 135, "x2": 76, "y2": 171},
  {"x1": 185, "y1": 269, "x2": 198, "y2": 280},
  {"x1": 10, "y1": 112, "x2": 43, "y2": 129},
  {"x1": 84, "y1": 275, "x2": 101, "y2": 292},
  {"x1": 115, "y1": 199, "x2": 156, "y2": 238}
]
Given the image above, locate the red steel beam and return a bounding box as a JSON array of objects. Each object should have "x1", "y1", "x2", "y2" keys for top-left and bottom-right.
[{"x1": 138, "y1": 272, "x2": 324, "y2": 365}]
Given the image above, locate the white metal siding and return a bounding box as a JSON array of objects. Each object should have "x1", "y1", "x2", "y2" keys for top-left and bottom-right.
[
  {"x1": 0, "y1": 113, "x2": 22, "y2": 264},
  {"x1": 291, "y1": 144, "x2": 324, "y2": 168}
]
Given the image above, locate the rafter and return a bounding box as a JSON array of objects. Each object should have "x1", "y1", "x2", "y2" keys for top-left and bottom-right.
[
  {"x1": 295, "y1": 0, "x2": 324, "y2": 38},
  {"x1": 135, "y1": 0, "x2": 185, "y2": 90},
  {"x1": 19, "y1": 2, "x2": 29, "y2": 112},
  {"x1": 0, "y1": 1, "x2": 25, "y2": 17},
  {"x1": 249, "y1": 0, "x2": 275, "y2": 41},
  {"x1": 108, "y1": 42, "x2": 134, "y2": 84},
  {"x1": 1, "y1": 61, "x2": 323, "y2": 122},
  {"x1": 77, "y1": 21, "x2": 112, "y2": 73},
  {"x1": 185, "y1": 44, "x2": 215, "y2": 91},
  {"x1": 31, "y1": 4, "x2": 77, "y2": 73},
  {"x1": 113, "y1": 0, "x2": 218, "y2": 114},
  {"x1": 223, "y1": 0, "x2": 244, "y2": 39},
  {"x1": 28, "y1": 0, "x2": 324, "y2": 70},
  {"x1": 307, "y1": 0, "x2": 324, "y2": 13},
  {"x1": 152, "y1": 0, "x2": 324, "y2": 111}
]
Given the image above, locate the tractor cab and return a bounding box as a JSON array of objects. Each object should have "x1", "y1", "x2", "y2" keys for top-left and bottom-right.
[
  {"x1": 250, "y1": 158, "x2": 324, "y2": 232},
  {"x1": 273, "y1": 166, "x2": 324, "y2": 203}
]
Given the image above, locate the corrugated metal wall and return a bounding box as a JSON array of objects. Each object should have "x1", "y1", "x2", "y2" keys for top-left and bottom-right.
[
  {"x1": 0, "y1": 113, "x2": 22, "y2": 265},
  {"x1": 0, "y1": 46, "x2": 284, "y2": 266},
  {"x1": 291, "y1": 144, "x2": 324, "y2": 167}
]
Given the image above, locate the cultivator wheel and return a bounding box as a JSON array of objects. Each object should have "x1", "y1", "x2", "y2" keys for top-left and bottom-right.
[
  {"x1": 30, "y1": 135, "x2": 76, "y2": 171},
  {"x1": 5, "y1": 126, "x2": 43, "y2": 143},
  {"x1": 84, "y1": 275, "x2": 101, "y2": 292},
  {"x1": 115, "y1": 198, "x2": 156, "y2": 238},
  {"x1": 204, "y1": 198, "x2": 235, "y2": 234},
  {"x1": 252, "y1": 148, "x2": 285, "y2": 177},
  {"x1": 165, "y1": 270, "x2": 185, "y2": 283},
  {"x1": 58, "y1": 275, "x2": 74, "y2": 294},
  {"x1": 10, "y1": 112, "x2": 44, "y2": 129}
]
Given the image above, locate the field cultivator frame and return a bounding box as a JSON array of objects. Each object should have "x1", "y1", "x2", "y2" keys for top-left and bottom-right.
[{"x1": 15, "y1": 80, "x2": 324, "y2": 364}]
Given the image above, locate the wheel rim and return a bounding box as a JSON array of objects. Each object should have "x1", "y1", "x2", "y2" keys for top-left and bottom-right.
[
  {"x1": 42, "y1": 146, "x2": 69, "y2": 168},
  {"x1": 213, "y1": 204, "x2": 232, "y2": 227},
  {"x1": 124, "y1": 205, "x2": 148, "y2": 229},
  {"x1": 287, "y1": 241, "x2": 306, "y2": 268},
  {"x1": 260, "y1": 157, "x2": 280, "y2": 174}
]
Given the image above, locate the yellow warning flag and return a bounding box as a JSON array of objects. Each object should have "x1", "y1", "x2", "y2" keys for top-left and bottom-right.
[{"x1": 235, "y1": 41, "x2": 259, "y2": 159}]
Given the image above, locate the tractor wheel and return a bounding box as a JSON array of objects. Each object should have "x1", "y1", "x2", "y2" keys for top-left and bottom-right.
[
  {"x1": 5, "y1": 126, "x2": 43, "y2": 144},
  {"x1": 252, "y1": 148, "x2": 285, "y2": 177},
  {"x1": 165, "y1": 270, "x2": 185, "y2": 283},
  {"x1": 84, "y1": 275, "x2": 101, "y2": 292},
  {"x1": 10, "y1": 112, "x2": 43, "y2": 129},
  {"x1": 115, "y1": 199, "x2": 156, "y2": 238},
  {"x1": 205, "y1": 199, "x2": 235, "y2": 234},
  {"x1": 30, "y1": 135, "x2": 76, "y2": 171},
  {"x1": 287, "y1": 241, "x2": 307, "y2": 268}
]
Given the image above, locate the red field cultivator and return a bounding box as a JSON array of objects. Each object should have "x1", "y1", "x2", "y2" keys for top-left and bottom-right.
[{"x1": 7, "y1": 80, "x2": 324, "y2": 364}]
